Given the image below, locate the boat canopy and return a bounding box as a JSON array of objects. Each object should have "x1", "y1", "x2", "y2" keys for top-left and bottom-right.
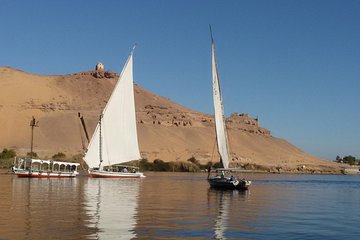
[{"x1": 22, "y1": 158, "x2": 80, "y2": 167}]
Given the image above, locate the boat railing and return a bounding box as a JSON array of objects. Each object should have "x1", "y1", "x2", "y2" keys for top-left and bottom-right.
[
  {"x1": 103, "y1": 164, "x2": 141, "y2": 173},
  {"x1": 113, "y1": 164, "x2": 140, "y2": 169},
  {"x1": 209, "y1": 168, "x2": 250, "y2": 173}
]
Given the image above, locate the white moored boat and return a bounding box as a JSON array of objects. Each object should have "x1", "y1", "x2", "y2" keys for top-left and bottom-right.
[
  {"x1": 13, "y1": 158, "x2": 80, "y2": 178},
  {"x1": 12, "y1": 116, "x2": 80, "y2": 178},
  {"x1": 83, "y1": 46, "x2": 145, "y2": 178}
]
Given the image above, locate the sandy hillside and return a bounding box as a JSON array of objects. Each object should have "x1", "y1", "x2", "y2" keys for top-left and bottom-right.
[{"x1": 0, "y1": 66, "x2": 341, "y2": 172}]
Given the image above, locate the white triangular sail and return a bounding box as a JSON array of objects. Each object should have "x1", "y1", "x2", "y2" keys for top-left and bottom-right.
[
  {"x1": 84, "y1": 50, "x2": 141, "y2": 169},
  {"x1": 212, "y1": 38, "x2": 231, "y2": 169}
]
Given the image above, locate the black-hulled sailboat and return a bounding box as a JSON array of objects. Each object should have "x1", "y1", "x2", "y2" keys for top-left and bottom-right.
[{"x1": 207, "y1": 27, "x2": 251, "y2": 190}]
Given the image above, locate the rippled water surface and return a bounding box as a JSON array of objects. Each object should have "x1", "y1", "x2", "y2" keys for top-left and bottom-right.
[{"x1": 0, "y1": 171, "x2": 360, "y2": 239}]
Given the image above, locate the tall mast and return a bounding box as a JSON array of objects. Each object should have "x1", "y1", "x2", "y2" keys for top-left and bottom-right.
[
  {"x1": 29, "y1": 116, "x2": 39, "y2": 160},
  {"x1": 98, "y1": 114, "x2": 103, "y2": 169},
  {"x1": 78, "y1": 112, "x2": 90, "y2": 144}
]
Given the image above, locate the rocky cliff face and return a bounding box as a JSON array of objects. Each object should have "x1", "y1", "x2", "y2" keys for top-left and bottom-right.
[
  {"x1": 227, "y1": 113, "x2": 271, "y2": 136},
  {"x1": 0, "y1": 66, "x2": 340, "y2": 172}
]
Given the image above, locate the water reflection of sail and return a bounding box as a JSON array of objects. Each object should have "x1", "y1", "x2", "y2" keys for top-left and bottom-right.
[
  {"x1": 209, "y1": 189, "x2": 250, "y2": 240},
  {"x1": 214, "y1": 190, "x2": 229, "y2": 240},
  {"x1": 84, "y1": 178, "x2": 140, "y2": 239}
]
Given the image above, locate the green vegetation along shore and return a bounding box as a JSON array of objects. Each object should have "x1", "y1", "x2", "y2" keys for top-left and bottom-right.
[{"x1": 0, "y1": 148, "x2": 351, "y2": 174}]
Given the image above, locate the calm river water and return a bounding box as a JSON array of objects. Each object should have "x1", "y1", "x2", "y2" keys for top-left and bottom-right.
[{"x1": 0, "y1": 171, "x2": 360, "y2": 239}]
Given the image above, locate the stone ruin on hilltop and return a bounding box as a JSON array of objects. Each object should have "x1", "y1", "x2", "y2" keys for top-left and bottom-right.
[
  {"x1": 227, "y1": 113, "x2": 271, "y2": 136},
  {"x1": 136, "y1": 104, "x2": 271, "y2": 137},
  {"x1": 95, "y1": 62, "x2": 104, "y2": 71}
]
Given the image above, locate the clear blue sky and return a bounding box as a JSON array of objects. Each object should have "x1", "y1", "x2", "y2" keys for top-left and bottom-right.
[{"x1": 1, "y1": 0, "x2": 359, "y2": 160}]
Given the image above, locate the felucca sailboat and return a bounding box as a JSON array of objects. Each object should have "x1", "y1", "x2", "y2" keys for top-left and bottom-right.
[
  {"x1": 84, "y1": 47, "x2": 145, "y2": 178},
  {"x1": 207, "y1": 28, "x2": 251, "y2": 190}
]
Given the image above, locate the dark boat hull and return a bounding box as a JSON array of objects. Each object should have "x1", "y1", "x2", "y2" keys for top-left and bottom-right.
[{"x1": 208, "y1": 177, "x2": 251, "y2": 190}]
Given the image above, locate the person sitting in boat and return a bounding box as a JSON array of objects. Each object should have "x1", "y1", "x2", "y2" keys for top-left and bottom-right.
[
  {"x1": 230, "y1": 175, "x2": 235, "y2": 182},
  {"x1": 122, "y1": 167, "x2": 128, "y2": 173},
  {"x1": 220, "y1": 171, "x2": 225, "y2": 178}
]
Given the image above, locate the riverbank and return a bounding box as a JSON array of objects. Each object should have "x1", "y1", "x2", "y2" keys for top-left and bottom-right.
[{"x1": 1, "y1": 157, "x2": 348, "y2": 175}]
